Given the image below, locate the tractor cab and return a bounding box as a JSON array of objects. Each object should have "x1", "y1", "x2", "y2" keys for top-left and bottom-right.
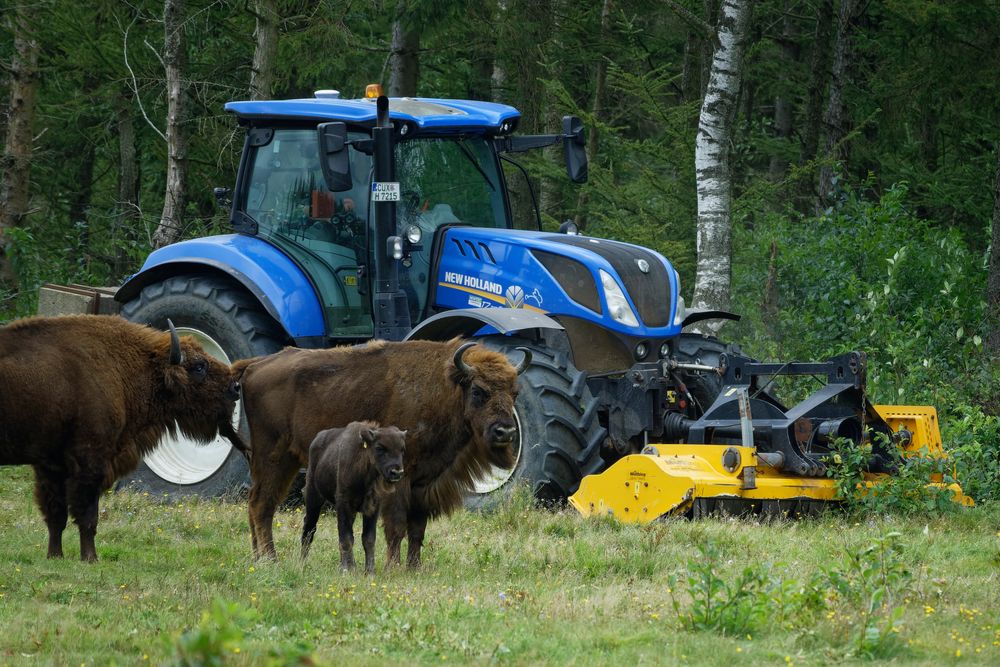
[{"x1": 221, "y1": 90, "x2": 577, "y2": 341}]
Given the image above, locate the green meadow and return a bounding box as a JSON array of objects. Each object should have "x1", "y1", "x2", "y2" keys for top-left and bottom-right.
[{"x1": 1, "y1": 465, "x2": 998, "y2": 666}]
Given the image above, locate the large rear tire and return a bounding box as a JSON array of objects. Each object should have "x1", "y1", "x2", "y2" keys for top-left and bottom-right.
[
  {"x1": 467, "y1": 339, "x2": 607, "y2": 508},
  {"x1": 119, "y1": 274, "x2": 285, "y2": 498}
]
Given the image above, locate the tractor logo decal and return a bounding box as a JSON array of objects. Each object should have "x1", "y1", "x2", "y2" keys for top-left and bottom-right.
[
  {"x1": 505, "y1": 285, "x2": 524, "y2": 308},
  {"x1": 443, "y1": 271, "x2": 502, "y2": 295},
  {"x1": 438, "y1": 272, "x2": 545, "y2": 313},
  {"x1": 505, "y1": 285, "x2": 543, "y2": 309}
]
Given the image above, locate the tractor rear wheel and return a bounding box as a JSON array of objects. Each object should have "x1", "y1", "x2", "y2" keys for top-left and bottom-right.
[
  {"x1": 467, "y1": 339, "x2": 607, "y2": 508},
  {"x1": 119, "y1": 274, "x2": 285, "y2": 498}
]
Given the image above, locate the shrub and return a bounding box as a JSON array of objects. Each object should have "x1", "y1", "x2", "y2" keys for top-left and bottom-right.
[
  {"x1": 167, "y1": 599, "x2": 317, "y2": 667},
  {"x1": 823, "y1": 532, "x2": 912, "y2": 659},
  {"x1": 825, "y1": 436, "x2": 958, "y2": 515},
  {"x1": 668, "y1": 541, "x2": 770, "y2": 635}
]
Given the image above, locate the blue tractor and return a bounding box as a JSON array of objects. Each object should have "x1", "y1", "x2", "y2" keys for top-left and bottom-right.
[{"x1": 115, "y1": 89, "x2": 742, "y2": 502}]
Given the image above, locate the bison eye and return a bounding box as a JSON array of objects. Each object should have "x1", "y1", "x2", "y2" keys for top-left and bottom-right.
[
  {"x1": 471, "y1": 386, "x2": 489, "y2": 407},
  {"x1": 190, "y1": 359, "x2": 208, "y2": 380}
]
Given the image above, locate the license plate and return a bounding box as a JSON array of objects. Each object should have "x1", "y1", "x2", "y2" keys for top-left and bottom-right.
[{"x1": 371, "y1": 181, "x2": 400, "y2": 202}]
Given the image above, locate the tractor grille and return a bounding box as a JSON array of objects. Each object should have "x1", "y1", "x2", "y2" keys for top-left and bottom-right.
[
  {"x1": 531, "y1": 250, "x2": 601, "y2": 314},
  {"x1": 545, "y1": 235, "x2": 671, "y2": 328}
]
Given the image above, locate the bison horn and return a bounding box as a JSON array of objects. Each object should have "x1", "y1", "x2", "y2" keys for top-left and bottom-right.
[
  {"x1": 513, "y1": 347, "x2": 532, "y2": 375},
  {"x1": 453, "y1": 341, "x2": 476, "y2": 377},
  {"x1": 167, "y1": 319, "x2": 183, "y2": 365}
]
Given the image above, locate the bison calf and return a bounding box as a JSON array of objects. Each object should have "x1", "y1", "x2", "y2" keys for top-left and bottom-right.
[
  {"x1": 0, "y1": 315, "x2": 244, "y2": 561},
  {"x1": 300, "y1": 422, "x2": 406, "y2": 572}
]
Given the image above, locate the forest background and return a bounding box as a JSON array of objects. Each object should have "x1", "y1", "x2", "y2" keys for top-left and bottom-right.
[{"x1": 0, "y1": 0, "x2": 997, "y2": 500}]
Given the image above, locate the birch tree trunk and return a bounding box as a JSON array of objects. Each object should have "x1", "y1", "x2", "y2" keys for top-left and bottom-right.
[
  {"x1": 250, "y1": 0, "x2": 279, "y2": 101},
  {"x1": 153, "y1": 0, "x2": 189, "y2": 249},
  {"x1": 691, "y1": 0, "x2": 752, "y2": 334},
  {"x1": 389, "y1": 0, "x2": 419, "y2": 97},
  {"x1": 0, "y1": 2, "x2": 41, "y2": 296},
  {"x1": 987, "y1": 144, "x2": 1000, "y2": 358},
  {"x1": 817, "y1": 0, "x2": 856, "y2": 206}
]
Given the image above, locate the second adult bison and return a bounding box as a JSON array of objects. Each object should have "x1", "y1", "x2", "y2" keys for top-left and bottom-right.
[
  {"x1": 0, "y1": 315, "x2": 245, "y2": 561},
  {"x1": 237, "y1": 338, "x2": 528, "y2": 564}
]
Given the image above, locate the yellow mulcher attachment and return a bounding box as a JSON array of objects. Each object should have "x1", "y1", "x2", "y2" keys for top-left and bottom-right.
[{"x1": 570, "y1": 351, "x2": 973, "y2": 523}]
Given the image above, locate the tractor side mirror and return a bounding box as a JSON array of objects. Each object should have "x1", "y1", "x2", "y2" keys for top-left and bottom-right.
[
  {"x1": 562, "y1": 115, "x2": 588, "y2": 184},
  {"x1": 317, "y1": 122, "x2": 353, "y2": 192}
]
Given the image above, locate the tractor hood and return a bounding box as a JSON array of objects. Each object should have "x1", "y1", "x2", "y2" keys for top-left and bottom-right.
[{"x1": 433, "y1": 227, "x2": 683, "y2": 338}]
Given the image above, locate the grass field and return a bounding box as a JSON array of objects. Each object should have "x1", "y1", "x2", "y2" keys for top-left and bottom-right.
[{"x1": 1, "y1": 465, "x2": 998, "y2": 666}]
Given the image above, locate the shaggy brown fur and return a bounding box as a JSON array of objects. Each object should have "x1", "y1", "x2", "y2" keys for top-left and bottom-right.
[
  {"x1": 237, "y1": 338, "x2": 521, "y2": 565},
  {"x1": 0, "y1": 315, "x2": 244, "y2": 561},
  {"x1": 300, "y1": 422, "x2": 406, "y2": 573}
]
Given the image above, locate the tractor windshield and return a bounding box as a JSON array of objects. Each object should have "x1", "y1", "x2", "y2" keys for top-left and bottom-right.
[
  {"x1": 395, "y1": 137, "x2": 508, "y2": 233},
  {"x1": 394, "y1": 136, "x2": 509, "y2": 321}
]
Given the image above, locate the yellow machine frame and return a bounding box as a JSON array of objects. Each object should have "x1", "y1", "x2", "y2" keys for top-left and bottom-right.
[{"x1": 569, "y1": 405, "x2": 972, "y2": 523}]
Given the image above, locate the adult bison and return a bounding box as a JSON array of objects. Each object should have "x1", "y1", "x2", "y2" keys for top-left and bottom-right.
[
  {"x1": 0, "y1": 315, "x2": 244, "y2": 561},
  {"x1": 237, "y1": 338, "x2": 528, "y2": 564}
]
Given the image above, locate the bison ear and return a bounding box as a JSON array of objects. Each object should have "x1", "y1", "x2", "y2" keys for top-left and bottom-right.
[{"x1": 361, "y1": 428, "x2": 377, "y2": 448}]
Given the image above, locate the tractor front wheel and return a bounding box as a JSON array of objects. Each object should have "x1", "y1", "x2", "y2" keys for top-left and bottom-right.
[
  {"x1": 120, "y1": 274, "x2": 285, "y2": 499},
  {"x1": 467, "y1": 339, "x2": 607, "y2": 508}
]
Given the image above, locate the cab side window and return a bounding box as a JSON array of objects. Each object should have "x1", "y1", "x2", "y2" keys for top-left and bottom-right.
[{"x1": 244, "y1": 128, "x2": 369, "y2": 252}]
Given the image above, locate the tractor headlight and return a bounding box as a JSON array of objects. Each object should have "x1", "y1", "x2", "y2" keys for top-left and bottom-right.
[
  {"x1": 387, "y1": 236, "x2": 404, "y2": 260},
  {"x1": 405, "y1": 224, "x2": 422, "y2": 244},
  {"x1": 599, "y1": 270, "x2": 639, "y2": 327},
  {"x1": 673, "y1": 294, "x2": 686, "y2": 327}
]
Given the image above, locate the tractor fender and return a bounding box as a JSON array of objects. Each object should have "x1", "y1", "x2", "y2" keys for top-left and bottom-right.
[
  {"x1": 115, "y1": 234, "x2": 325, "y2": 341},
  {"x1": 404, "y1": 308, "x2": 563, "y2": 341}
]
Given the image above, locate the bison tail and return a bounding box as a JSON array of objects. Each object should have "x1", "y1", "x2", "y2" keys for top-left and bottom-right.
[
  {"x1": 230, "y1": 356, "x2": 266, "y2": 378},
  {"x1": 219, "y1": 420, "x2": 252, "y2": 461}
]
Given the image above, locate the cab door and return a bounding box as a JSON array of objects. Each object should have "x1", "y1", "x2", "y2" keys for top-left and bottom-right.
[{"x1": 238, "y1": 127, "x2": 373, "y2": 339}]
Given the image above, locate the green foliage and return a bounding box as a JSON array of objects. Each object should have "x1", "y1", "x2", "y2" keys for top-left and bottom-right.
[
  {"x1": 945, "y1": 403, "x2": 1000, "y2": 505},
  {"x1": 168, "y1": 599, "x2": 256, "y2": 667},
  {"x1": 167, "y1": 598, "x2": 317, "y2": 667},
  {"x1": 669, "y1": 541, "x2": 768, "y2": 635},
  {"x1": 825, "y1": 436, "x2": 958, "y2": 515},
  {"x1": 823, "y1": 532, "x2": 912, "y2": 659},
  {"x1": 668, "y1": 540, "x2": 824, "y2": 636},
  {"x1": 668, "y1": 532, "x2": 922, "y2": 660},
  {"x1": 735, "y1": 183, "x2": 987, "y2": 402}
]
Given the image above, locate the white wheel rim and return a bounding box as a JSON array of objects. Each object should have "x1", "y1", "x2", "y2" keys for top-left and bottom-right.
[
  {"x1": 471, "y1": 409, "x2": 522, "y2": 494},
  {"x1": 143, "y1": 326, "x2": 237, "y2": 485}
]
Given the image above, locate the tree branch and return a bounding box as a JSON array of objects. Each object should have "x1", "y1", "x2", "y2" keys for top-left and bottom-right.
[
  {"x1": 119, "y1": 15, "x2": 166, "y2": 143},
  {"x1": 662, "y1": 0, "x2": 721, "y2": 50}
]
